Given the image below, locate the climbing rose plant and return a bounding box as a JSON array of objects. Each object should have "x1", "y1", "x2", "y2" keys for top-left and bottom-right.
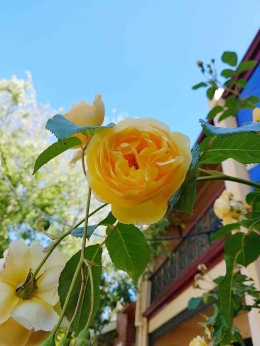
[{"x1": 1, "y1": 51, "x2": 260, "y2": 346}]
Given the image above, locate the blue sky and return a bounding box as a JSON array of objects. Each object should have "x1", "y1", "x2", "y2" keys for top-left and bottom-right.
[{"x1": 1, "y1": 0, "x2": 260, "y2": 144}]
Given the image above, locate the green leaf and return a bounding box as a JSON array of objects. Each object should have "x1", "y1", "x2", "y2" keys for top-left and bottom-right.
[
  {"x1": 58, "y1": 245, "x2": 102, "y2": 335},
  {"x1": 221, "y1": 69, "x2": 235, "y2": 78},
  {"x1": 219, "y1": 233, "x2": 245, "y2": 329},
  {"x1": 188, "y1": 297, "x2": 202, "y2": 310},
  {"x1": 200, "y1": 133, "x2": 260, "y2": 164},
  {"x1": 105, "y1": 223, "x2": 150, "y2": 283},
  {"x1": 192, "y1": 82, "x2": 207, "y2": 90},
  {"x1": 72, "y1": 212, "x2": 117, "y2": 239},
  {"x1": 221, "y1": 51, "x2": 238, "y2": 67},
  {"x1": 224, "y1": 79, "x2": 235, "y2": 87},
  {"x1": 211, "y1": 218, "x2": 260, "y2": 242},
  {"x1": 207, "y1": 105, "x2": 223, "y2": 120},
  {"x1": 241, "y1": 96, "x2": 260, "y2": 109},
  {"x1": 236, "y1": 232, "x2": 260, "y2": 267},
  {"x1": 218, "y1": 108, "x2": 237, "y2": 121},
  {"x1": 246, "y1": 191, "x2": 260, "y2": 207},
  {"x1": 211, "y1": 223, "x2": 240, "y2": 242},
  {"x1": 237, "y1": 60, "x2": 257, "y2": 73},
  {"x1": 200, "y1": 118, "x2": 260, "y2": 137},
  {"x1": 33, "y1": 137, "x2": 81, "y2": 174},
  {"x1": 225, "y1": 96, "x2": 238, "y2": 108},
  {"x1": 207, "y1": 87, "x2": 216, "y2": 100},
  {"x1": 233, "y1": 331, "x2": 245, "y2": 346},
  {"x1": 207, "y1": 304, "x2": 219, "y2": 325},
  {"x1": 169, "y1": 144, "x2": 200, "y2": 215},
  {"x1": 46, "y1": 114, "x2": 115, "y2": 140},
  {"x1": 236, "y1": 78, "x2": 247, "y2": 89}
]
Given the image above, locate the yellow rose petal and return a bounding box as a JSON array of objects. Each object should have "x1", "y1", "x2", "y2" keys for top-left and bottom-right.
[
  {"x1": 36, "y1": 265, "x2": 65, "y2": 306},
  {"x1": 0, "y1": 318, "x2": 31, "y2": 346},
  {"x1": 26, "y1": 330, "x2": 50, "y2": 346},
  {"x1": 112, "y1": 200, "x2": 168, "y2": 225},
  {"x1": 0, "y1": 240, "x2": 30, "y2": 286},
  {"x1": 11, "y1": 297, "x2": 59, "y2": 331},
  {"x1": 0, "y1": 282, "x2": 19, "y2": 324}
]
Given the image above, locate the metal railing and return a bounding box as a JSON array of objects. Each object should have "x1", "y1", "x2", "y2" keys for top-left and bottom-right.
[{"x1": 150, "y1": 207, "x2": 222, "y2": 302}]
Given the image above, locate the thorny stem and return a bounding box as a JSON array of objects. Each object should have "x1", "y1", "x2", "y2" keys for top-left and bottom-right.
[
  {"x1": 84, "y1": 259, "x2": 94, "y2": 329},
  {"x1": 65, "y1": 265, "x2": 86, "y2": 337},
  {"x1": 81, "y1": 187, "x2": 92, "y2": 258}
]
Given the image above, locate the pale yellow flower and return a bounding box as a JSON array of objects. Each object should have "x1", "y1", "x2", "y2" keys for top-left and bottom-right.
[
  {"x1": 0, "y1": 240, "x2": 65, "y2": 346},
  {"x1": 189, "y1": 335, "x2": 208, "y2": 346},
  {"x1": 214, "y1": 190, "x2": 247, "y2": 227},
  {"x1": 253, "y1": 107, "x2": 260, "y2": 122},
  {"x1": 86, "y1": 118, "x2": 192, "y2": 225},
  {"x1": 214, "y1": 190, "x2": 231, "y2": 219},
  {"x1": 64, "y1": 95, "x2": 105, "y2": 148}
]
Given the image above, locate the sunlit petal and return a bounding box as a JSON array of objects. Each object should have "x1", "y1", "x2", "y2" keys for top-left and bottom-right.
[{"x1": 11, "y1": 297, "x2": 59, "y2": 331}]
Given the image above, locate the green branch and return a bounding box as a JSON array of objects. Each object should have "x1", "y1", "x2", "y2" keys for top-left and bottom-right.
[
  {"x1": 197, "y1": 172, "x2": 260, "y2": 190},
  {"x1": 32, "y1": 201, "x2": 107, "y2": 280}
]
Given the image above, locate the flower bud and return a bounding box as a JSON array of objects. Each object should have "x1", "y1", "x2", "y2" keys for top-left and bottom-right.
[
  {"x1": 198, "y1": 264, "x2": 207, "y2": 273},
  {"x1": 64, "y1": 95, "x2": 105, "y2": 148},
  {"x1": 196, "y1": 61, "x2": 203, "y2": 67},
  {"x1": 75, "y1": 329, "x2": 91, "y2": 346},
  {"x1": 36, "y1": 217, "x2": 50, "y2": 231},
  {"x1": 59, "y1": 337, "x2": 70, "y2": 346}
]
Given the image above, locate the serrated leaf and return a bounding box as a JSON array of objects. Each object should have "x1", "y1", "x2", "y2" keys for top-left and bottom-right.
[
  {"x1": 221, "y1": 69, "x2": 235, "y2": 78},
  {"x1": 188, "y1": 297, "x2": 201, "y2": 310},
  {"x1": 236, "y1": 232, "x2": 260, "y2": 267},
  {"x1": 200, "y1": 133, "x2": 260, "y2": 164},
  {"x1": 225, "y1": 95, "x2": 238, "y2": 108},
  {"x1": 207, "y1": 87, "x2": 216, "y2": 100},
  {"x1": 246, "y1": 191, "x2": 260, "y2": 206},
  {"x1": 211, "y1": 223, "x2": 240, "y2": 242},
  {"x1": 46, "y1": 114, "x2": 115, "y2": 140},
  {"x1": 207, "y1": 105, "x2": 223, "y2": 120},
  {"x1": 241, "y1": 96, "x2": 260, "y2": 109},
  {"x1": 236, "y1": 78, "x2": 247, "y2": 89},
  {"x1": 224, "y1": 79, "x2": 235, "y2": 87},
  {"x1": 169, "y1": 144, "x2": 200, "y2": 215},
  {"x1": 219, "y1": 233, "x2": 245, "y2": 329},
  {"x1": 237, "y1": 60, "x2": 257, "y2": 73},
  {"x1": 72, "y1": 212, "x2": 117, "y2": 239},
  {"x1": 105, "y1": 223, "x2": 150, "y2": 283},
  {"x1": 58, "y1": 245, "x2": 102, "y2": 335},
  {"x1": 221, "y1": 51, "x2": 238, "y2": 67},
  {"x1": 218, "y1": 108, "x2": 237, "y2": 121},
  {"x1": 33, "y1": 137, "x2": 81, "y2": 174},
  {"x1": 200, "y1": 118, "x2": 260, "y2": 137},
  {"x1": 211, "y1": 218, "x2": 260, "y2": 242},
  {"x1": 192, "y1": 82, "x2": 207, "y2": 90}
]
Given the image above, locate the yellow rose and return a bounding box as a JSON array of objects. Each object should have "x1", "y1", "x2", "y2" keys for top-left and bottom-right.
[
  {"x1": 86, "y1": 118, "x2": 192, "y2": 225},
  {"x1": 64, "y1": 95, "x2": 105, "y2": 148},
  {"x1": 253, "y1": 107, "x2": 260, "y2": 122},
  {"x1": 0, "y1": 240, "x2": 65, "y2": 346},
  {"x1": 189, "y1": 336, "x2": 208, "y2": 346}
]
